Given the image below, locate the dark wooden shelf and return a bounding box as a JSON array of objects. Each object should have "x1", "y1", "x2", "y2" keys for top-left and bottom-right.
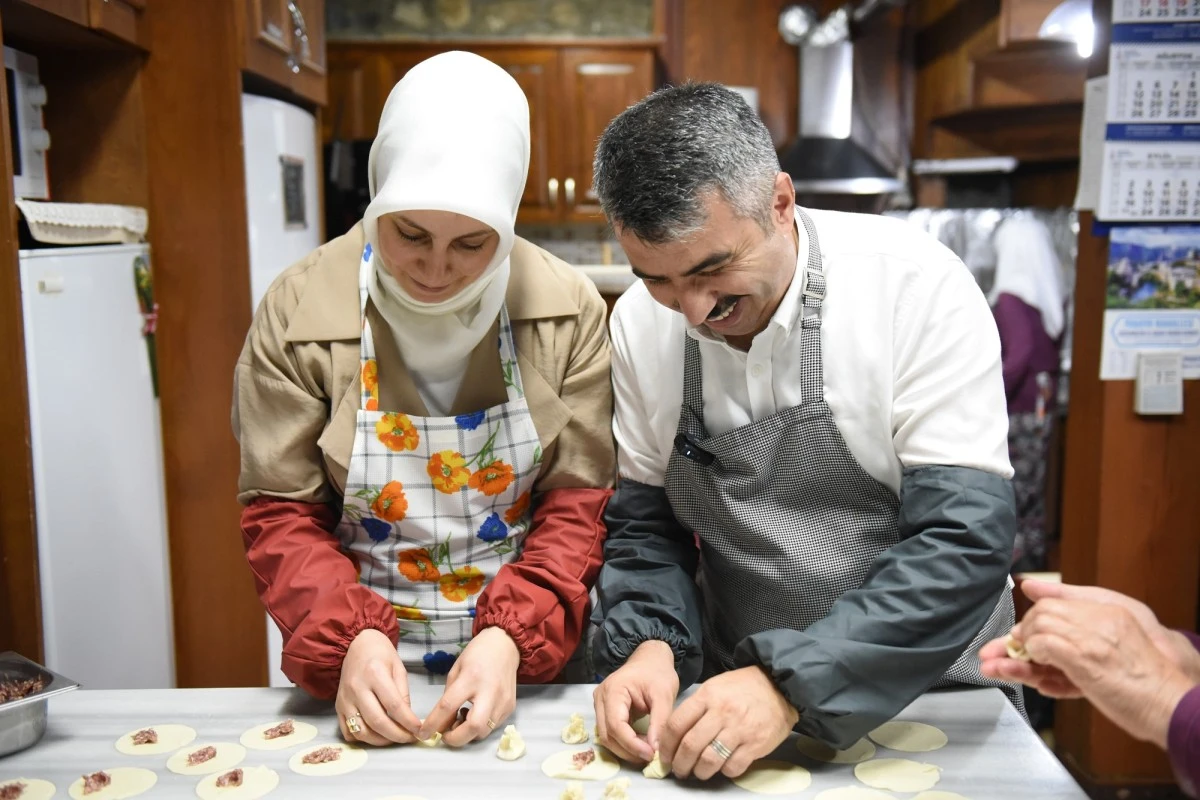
[{"x1": 932, "y1": 100, "x2": 1083, "y2": 161}]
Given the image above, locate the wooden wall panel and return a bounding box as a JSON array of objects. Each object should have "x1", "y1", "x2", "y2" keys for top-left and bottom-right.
[
  {"x1": 0, "y1": 5, "x2": 44, "y2": 663},
  {"x1": 141, "y1": 0, "x2": 267, "y2": 688},
  {"x1": 673, "y1": 0, "x2": 799, "y2": 148}
]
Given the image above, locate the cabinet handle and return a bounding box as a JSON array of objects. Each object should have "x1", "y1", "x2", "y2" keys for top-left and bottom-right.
[
  {"x1": 577, "y1": 64, "x2": 635, "y2": 76},
  {"x1": 287, "y1": 1, "x2": 311, "y2": 74},
  {"x1": 564, "y1": 177, "x2": 576, "y2": 207},
  {"x1": 548, "y1": 177, "x2": 560, "y2": 209}
]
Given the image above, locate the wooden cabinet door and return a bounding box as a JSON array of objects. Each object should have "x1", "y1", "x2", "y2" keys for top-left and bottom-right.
[
  {"x1": 243, "y1": 0, "x2": 294, "y2": 90},
  {"x1": 558, "y1": 48, "x2": 654, "y2": 221},
  {"x1": 474, "y1": 48, "x2": 560, "y2": 224},
  {"x1": 290, "y1": 0, "x2": 326, "y2": 106},
  {"x1": 87, "y1": 0, "x2": 146, "y2": 48}
]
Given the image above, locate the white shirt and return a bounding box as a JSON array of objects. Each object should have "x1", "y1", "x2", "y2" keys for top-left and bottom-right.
[{"x1": 610, "y1": 208, "x2": 1014, "y2": 495}]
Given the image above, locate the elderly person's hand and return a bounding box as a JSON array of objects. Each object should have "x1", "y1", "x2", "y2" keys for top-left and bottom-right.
[
  {"x1": 336, "y1": 629, "x2": 422, "y2": 745},
  {"x1": 657, "y1": 666, "x2": 799, "y2": 781},
  {"x1": 417, "y1": 627, "x2": 519, "y2": 746},
  {"x1": 1020, "y1": 579, "x2": 1200, "y2": 679},
  {"x1": 982, "y1": 596, "x2": 1194, "y2": 749}
]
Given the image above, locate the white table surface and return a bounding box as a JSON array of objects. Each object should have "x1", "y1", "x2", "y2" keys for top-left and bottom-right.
[{"x1": 0, "y1": 684, "x2": 1089, "y2": 799}]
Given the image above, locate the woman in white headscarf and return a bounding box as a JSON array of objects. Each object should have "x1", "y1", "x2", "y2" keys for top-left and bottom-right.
[
  {"x1": 233, "y1": 52, "x2": 615, "y2": 747},
  {"x1": 989, "y1": 214, "x2": 1066, "y2": 572}
]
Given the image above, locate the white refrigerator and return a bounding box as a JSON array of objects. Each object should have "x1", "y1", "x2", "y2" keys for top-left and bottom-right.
[
  {"x1": 241, "y1": 93, "x2": 322, "y2": 687},
  {"x1": 19, "y1": 243, "x2": 175, "y2": 689}
]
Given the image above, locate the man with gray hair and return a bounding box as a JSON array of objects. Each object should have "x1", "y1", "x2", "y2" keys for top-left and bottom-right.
[{"x1": 590, "y1": 83, "x2": 1021, "y2": 781}]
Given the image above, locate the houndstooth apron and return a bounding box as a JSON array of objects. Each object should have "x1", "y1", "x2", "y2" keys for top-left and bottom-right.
[
  {"x1": 337, "y1": 243, "x2": 541, "y2": 682},
  {"x1": 663, "y1": 209, "x2": 1020, "y2": 707}
]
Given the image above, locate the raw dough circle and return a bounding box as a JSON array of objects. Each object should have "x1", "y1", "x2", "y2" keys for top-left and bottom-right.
[
  {"x1": 166, "y1": 743, "x2": 247, "y2": 776},
  {"x1": 731, "y1": 760, "x2": 812, "y2": 795},
  {"x1": 114, "y1": 724, "x2": 197, "y2": 755},
  {"x1": 854, "y1": 758, "x2": 941, "y2": 792},
  {"x1": 239, "y1": 720, "x2": 319, "y2": 751},
  {"x1": 796, "y1": 735, "x2": 877, "y2": 764},
  {"x1": 0, "y1": 778, "x2": 55, "y2": 800},
  {"x1": 868, "y1": 722, "x2": 948, "y2": 753},
  {"x1": 540, "y1": 748, "x2": 621, "y2": 781},
  {"x1": 288, "y1": 743, "x2": 369, "y2": 777},
  {"x1": 815, "y1": 788, "x2": 898, "y2": 800},
  {"x1": 67, "y1": 767, "x2": 157, "y2": 800},
  {"x1": 194, "y1": 766, "x2": 280, "y2": 800},
  {"x1": 913, "y1": 793, "x2": 971, "y2": 800}
]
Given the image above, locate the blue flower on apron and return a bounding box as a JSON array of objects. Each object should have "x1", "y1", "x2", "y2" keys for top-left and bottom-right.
[
  {"x1": 455, "y1": 410, "x2": 486, "y2": 431},
  {"x1": 476, "y1": 513, "x2": 509, "y2": 542},
  {"x1": 423, "y1": 650, "x2": 457, "y2": 675},
  {"x1": 363, "y1": 243, "x2": 372, "y2": 261},
  {"x1": 361, "y1": 517, "x2": 392, "y2": 542}
]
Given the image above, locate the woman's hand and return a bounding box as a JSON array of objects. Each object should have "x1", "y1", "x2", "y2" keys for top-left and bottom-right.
[
  {"x1": 336, "y1": 629, "x2": 423, "y2": 745},
  {"x1": 418, "y1": 627, "x2": 520, "y2": 746}
]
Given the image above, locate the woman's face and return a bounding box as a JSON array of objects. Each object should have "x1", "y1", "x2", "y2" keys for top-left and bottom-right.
[{"x1": 376, "y1": 210, "x2": 500, "y2": 302}]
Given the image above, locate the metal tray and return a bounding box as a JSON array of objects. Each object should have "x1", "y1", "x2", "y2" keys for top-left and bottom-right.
[{"x1": 0, "y1": 651, "x2": 79, "y2": 758}]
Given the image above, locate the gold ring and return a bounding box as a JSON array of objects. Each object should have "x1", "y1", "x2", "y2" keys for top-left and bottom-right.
[
  {"x1": 346, "y1": 713, "x2": 363, "y2": 734},
  {"x1": 486, "y1": 718, "x2": 496, "y2": 730},
  {"x1": 710, "y1": 738, "x2": 733, "y2": 760}
]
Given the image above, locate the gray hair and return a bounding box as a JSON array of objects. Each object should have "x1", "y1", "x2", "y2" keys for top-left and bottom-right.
[{"x1": 592, "y1": 82, "x2": 780, "y2": 244}]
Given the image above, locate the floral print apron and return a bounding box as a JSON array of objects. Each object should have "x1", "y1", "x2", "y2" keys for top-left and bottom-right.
[{"x1": 337, "y1": 243, "x2": 541, "y2": 681}]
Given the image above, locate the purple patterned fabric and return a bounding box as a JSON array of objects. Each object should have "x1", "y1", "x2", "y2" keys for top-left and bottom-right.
[
  {"x1": 1169, "y1": 631, "x2": 1200, "y2": 797},
  {"x1": 992, "y1": 293, "x2": 1059, "y2": 415}
]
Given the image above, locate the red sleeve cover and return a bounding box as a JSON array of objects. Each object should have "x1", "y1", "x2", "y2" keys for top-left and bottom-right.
[
  {"x1": 473, "y1": 487, "x2": 611, "y2": 683},
  {"x1": 240, "y1": 497, "x2": 399, "y2": 699}
]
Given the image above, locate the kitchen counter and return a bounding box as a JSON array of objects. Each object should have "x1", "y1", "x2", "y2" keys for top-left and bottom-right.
[{"x1": 0, "y1": 684, "x2": 1087, "y2": 798}]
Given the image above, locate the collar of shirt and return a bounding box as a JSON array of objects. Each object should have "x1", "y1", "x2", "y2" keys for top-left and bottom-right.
[{"x1": 686, "y1": 207, "x2": 810, "y2": 352}]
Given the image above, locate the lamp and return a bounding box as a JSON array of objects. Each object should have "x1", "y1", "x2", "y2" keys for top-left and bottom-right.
[{"x1": 1039, "y1": 0, "x2": 1095, "y2": 58}]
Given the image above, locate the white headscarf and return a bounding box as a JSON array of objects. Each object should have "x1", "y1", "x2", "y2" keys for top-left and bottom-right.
[
  {"x1": 362, "y1": 51, "x2": 530, "y2": 407},
  {"x1": 989, "y1": 215, "x2": 1066, "y2": 340}
]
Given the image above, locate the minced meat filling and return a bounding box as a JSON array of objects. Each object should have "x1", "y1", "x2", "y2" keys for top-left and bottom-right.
[
  {"x1": 131, "y1": 728, "x2": 158, "y2": 746},
  {"x1": 215, "y1": 769, "x2": 243, "y2": 788},
  {"x1": 81, "y1": 772, "x2": 111, "y2": 795},
  {"x1": 0, "y1": 677, "x2": 46, "y2": 703},
  {"x1": 571, "y1": 750, "x2": 596, "y2": 770},
  {"x1": 187, "y1": 746, "x2": 217, "y2": 766},
  {"x1": 0, "y1": 781, "x2": 26, "y2": 799},
  {"x1": 262, "y1": 720, "x2": 294, "y2": 740},
  {"x1": 301, "y1": 746, "x2": 341, "y2": 765}
]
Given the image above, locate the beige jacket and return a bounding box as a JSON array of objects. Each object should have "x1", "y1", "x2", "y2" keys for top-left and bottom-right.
[{"x1": 233, "y1": 224, "x2": 615, "y2": 504}]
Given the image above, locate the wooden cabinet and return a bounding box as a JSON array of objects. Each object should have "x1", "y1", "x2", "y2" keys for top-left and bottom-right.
[
  {"x1": 328, "y1": 42, "x2": 655, "y2": 223},
  {"x1": 241, "y1": 0, "x2": 327, "y2": 106},
  {"x1": 6, "y1": 0, "x2": 147, "y2": 48},
  {"x1": 558, "y1": 48, "x2": 653, "y2": 218},
  {"x1": 87, "y1": 0, "x2": 145, "y2": 47}
]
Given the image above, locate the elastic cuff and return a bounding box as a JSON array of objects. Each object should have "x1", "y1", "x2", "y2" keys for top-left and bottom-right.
[
  {"x1": 607, "y1": 629, "x2": 690, "y2": 673},
  {"x1": 474, "y1": 612, "x2": 537, "y2": 664}
]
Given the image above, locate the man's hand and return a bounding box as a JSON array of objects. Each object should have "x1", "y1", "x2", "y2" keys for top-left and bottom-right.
[
  {"x1": 658, "y1": 666, "x2": 799, "y2": 781},
  {"x1": 593, "y1": 641, "x2": 680, "y2": 763}
]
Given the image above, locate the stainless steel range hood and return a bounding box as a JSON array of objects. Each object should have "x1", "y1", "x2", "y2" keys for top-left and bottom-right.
[{"x1": 779, "y1": 3, "x2": 903, "y2": 196}]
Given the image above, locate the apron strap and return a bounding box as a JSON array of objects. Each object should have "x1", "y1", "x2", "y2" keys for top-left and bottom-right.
[
  {"x1": 677, "y1": 208, "x2": 829, "y2": 436},
  {"x1": 796, "y1": 208, "x2": 826, "y2": 404}
]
